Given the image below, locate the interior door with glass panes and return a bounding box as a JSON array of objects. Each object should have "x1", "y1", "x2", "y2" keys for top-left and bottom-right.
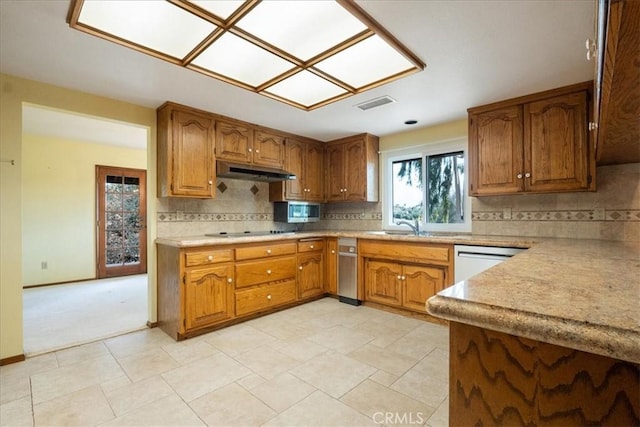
[{"x1": 96, "y1": 165, "x2": 147, "y2": 278}]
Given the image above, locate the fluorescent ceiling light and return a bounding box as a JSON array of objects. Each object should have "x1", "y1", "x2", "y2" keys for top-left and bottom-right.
[{"x1": 67, "y1": 0, "x2": 425, "y2": 111}]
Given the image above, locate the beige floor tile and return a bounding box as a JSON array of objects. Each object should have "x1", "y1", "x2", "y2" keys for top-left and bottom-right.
[
  {"x1": 30, "y1": 354, "x2": 124, "y2": 404},
  {"x1": 234, "y1": 345, "x2": 300, "y2": 380},
  {"x1": 203, "y1": 323, "x2": 276, "y2": 356},
  {"x1": 290, "y1": 351, "x2": 376, "y2": 398},
  {"x1": 100, "y1": 393, "x2": 204, "y2": 426},
  {"x1": 117, "y1": 348, "x2": 180, "y2": 382},
  {"x1": 412, "y1": 348, "x2": 449, "y2": 383},
  {"x1": 103, "y1": 375, "x2": 175, "y2": 416},
  {"x1": 387, "y1": 334, "x2": 438, "y2": 360},
  {"x1": 161, "y1": 338, "x2": 219, "y2": 365},
  {"x1": 33, "y1": 385, "x2": 114, "y2": 426},
  {"x1": 189, "y1": 382, "x2": 276, "y2": 426},
  {"x1": 162, "y1": 352, "x2": 251, "y2": 402},
  {"x1": 0, "y1": 395, "x2": 33, "y2": 427},
  {"x1": 55, "y1": 341, "x2": 111, "y2": 367},
  {"x1": 368, "y1": 370, "x2": 399, "y2": 387},
  {"x1": 263, "y1": 390, "x2": 376, "y2": 427},
  {"x1": 268, "y1": 337, "x2": 328, "y2": 362},
  {"x1": 341, "y1": 379, "x2": 435, "y2": 427},
  {"x1": 390, "y1": 368, "x2": 449, "y2": 408},
  {"x1": 249, "y1": 372, "x2": 316, "y2": 413},
  {"x1": 426, "y1": 397, "x2": 449, "y2": 427},
  {"x1": 404, "y1": 323, "x2": 450, "y2": 351},
  {"x1": 352, "y1": 320, "x2": 418, "y2": 348},
  {"x1": 100, "y1": 375, "x2": 132, "y2": 393},
  {"x1": 0, "y1": 353, "x2": 57, "y2": 405},
  {"x1": 348, "y1": 343, "x2": 418, "y2": 376},
  {"x1": 249, "y1": 317, "x2": 316, "y2": 341},
  {"x1": 307, "y1": 325, "x2": 375, "y2": 354},
  {"x1": 104, "y1": 328, "x2": 175, "y2": 359},
  {"x1": 235, "y1": 373, "x2": 266, "y2": 390}
]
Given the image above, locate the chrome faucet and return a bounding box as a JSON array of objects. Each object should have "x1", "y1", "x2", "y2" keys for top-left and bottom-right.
[{"x1": 395, "y1": 218, "x2": 421, "y2": 235}]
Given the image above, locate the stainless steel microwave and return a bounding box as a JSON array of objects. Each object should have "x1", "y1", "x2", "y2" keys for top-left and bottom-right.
[{"x1": 274, "y1": 201, "x2": 320, "y2": 223}]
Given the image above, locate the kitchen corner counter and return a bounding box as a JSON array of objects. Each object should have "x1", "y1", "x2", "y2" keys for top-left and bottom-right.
[{"x1": 427, "y1": 239, "x2": 640, "y2": 364}]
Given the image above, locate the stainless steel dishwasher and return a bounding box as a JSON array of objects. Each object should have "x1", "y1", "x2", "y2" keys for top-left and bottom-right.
[{"x1": 338, "y1": 238, "x2": 360, "y2": 306}]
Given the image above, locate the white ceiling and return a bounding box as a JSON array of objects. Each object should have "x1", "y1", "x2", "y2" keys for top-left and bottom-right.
[{"x1": 1, "y1": 0, "x2": 594, "y2": 143}]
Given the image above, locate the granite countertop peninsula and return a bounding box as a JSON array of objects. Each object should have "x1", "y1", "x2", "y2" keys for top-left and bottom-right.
[
  {"x1": 155, "y1": 232, "x2": 639, "y2": 363},
  {"x1": 427, "y1": 238, "x2": 640, "y2": 364}
]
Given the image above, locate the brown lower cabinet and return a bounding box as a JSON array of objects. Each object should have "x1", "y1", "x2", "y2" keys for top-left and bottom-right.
[
  {"x1": 360, "y1": 240, "x2": 453, "y2": 314},
  {"x1": 157, "y1": 239, "x2": 325, "y2": 340},
  {"x1": 450, "y1": 322, "x2": 640, "y2": 426}
]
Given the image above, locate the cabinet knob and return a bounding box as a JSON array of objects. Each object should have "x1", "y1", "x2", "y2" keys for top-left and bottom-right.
[
  {"x1": 331, "y1": 250, "x2": 336, "y2": 254},
  {"x1": 310, "y1": 245, "x2": 314, "y2": 249},
  {"x1": 401, "y1": 276, "x2": 406, "y2": 280},
  {"x1": 207, "y1": 255, "x2": 213, "y2": 261},
  {"x1": 227, "y1": 278, "x2": 232, "y2": 283},
  {"x1": 266, "y1": 249, "x2": 272, "y2": 254},
  {"x1": 525, "y1": 172, "x2": 531, "y2": 178},
  {"x1": 267, "y1": 269, "x2": 272, "y2": 275},
  {"x1": 267, "y1": 294, "x2": 272, "y2": 300},
  {"x1": 517, "y1": 173, "x2": 523, "y2": 179},
  {"x1": 397, "y1": 275, "x2": 402, "y2": 280},
  {"x1": 248, "y1": 148, "x2": 252, "y2": 152},
  {"x1": 299, "y1": 266, "x2": 303, "y2": 270},
  {"x1": 208, "y1": 180, "x2": 213, "y2": 185},
  {"x1": 255, "y1": 149, "x2": 260, "y2": 153}
]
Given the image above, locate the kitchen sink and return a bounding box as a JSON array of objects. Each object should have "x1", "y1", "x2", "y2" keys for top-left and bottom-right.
[{"x1": 366, "y1": 230, "x2": 430, "y2": 236}]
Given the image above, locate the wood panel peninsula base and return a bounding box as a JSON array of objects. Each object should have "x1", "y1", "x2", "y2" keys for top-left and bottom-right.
[{"x1": 449, "y1": 322, "x2": 639, "y2": 426}]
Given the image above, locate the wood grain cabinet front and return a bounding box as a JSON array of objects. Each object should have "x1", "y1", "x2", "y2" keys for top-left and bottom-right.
[
  {"x1": 184, "y1": 263, "x2": 234, "y2": 331},
  {"x1": 235, "y1": 256, "x2": 297, "y2": 288},
  {"x1": 269, "y1": 138, "x2": 324, "y2": 202},
  {"x1": 157, "y1": 103, "x2": 215, "y2": 198},
  {"x1": 235, "y1": 280, "x2": 296, "y2": 316},
  {"x1": 468, "y1": 82, "x2": 595, "y2": 196},
  {"x1": 325, "y1": 238, "x2": 338, "y2": 295},
  {"x1": 360, "y1": 240, "x2": 453, "y2": 314}
]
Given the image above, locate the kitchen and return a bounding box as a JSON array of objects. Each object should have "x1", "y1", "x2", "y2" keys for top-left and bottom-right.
[{"x1": 1, "y1": 0, "x2": 639, "y2": 426}]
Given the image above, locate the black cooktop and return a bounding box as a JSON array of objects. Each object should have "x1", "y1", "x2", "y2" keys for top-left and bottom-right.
[{"x1": 204, "y1": 230, "x2": 296, "y2": 238}]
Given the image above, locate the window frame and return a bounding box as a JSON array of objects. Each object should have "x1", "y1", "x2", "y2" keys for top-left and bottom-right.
[{"x1": 381, "y1": 137, "x2": 471, "y2": 233}]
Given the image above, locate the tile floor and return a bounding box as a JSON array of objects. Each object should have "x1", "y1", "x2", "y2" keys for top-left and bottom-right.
[{"x1": 1, "y1": 298, "x2": 450, "y2": 427}]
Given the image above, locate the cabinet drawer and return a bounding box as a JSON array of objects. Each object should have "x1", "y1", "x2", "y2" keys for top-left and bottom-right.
[
  {"x1": 185, "y1": 248, "x2": 234, "y2": 267},
  {"x1": 297, "y1": 239, "x2": 324, "y2": 253},
  {"x1": 235, "y1": 242, "x2": 296, "y2": 260},
  {"x1": 235, "y1": 280, "x2": 296, "y2": 316},
  {"x1": 359, "y1": 240, "x2": 451, "y2": 264},
  {"x1": 235, "y1": 256, "x2": 296, "y2": 288}
]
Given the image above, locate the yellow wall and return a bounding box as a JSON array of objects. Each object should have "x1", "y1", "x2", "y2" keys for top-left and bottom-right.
[
  {"x1": 0, "y1": 74, "x2": 156, "y2": 360},
  {"x1": 22, "y1": 135, "x2": 147, "y2": 286},
  {"x1": 379, "y1": 118, "x2": 468, "y2": 151}
]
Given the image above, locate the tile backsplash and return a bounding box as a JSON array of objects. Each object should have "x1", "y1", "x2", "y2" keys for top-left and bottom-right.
[{"x1": 157, "y1": 163, "x2": 639, "y2": 241}]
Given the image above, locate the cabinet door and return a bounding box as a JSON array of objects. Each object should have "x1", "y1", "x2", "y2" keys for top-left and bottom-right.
[
  {"x1": 402, "y1": 264, "x2": 445, "y2": 312},
  {"x1": 305, "y1": 141, "x2": 325, "y2": 201},
  {"x1": 298, "y1": 253, "x2": 324, "y2": 299},
  {"x1": 254, "y1": 131, "x2": 284, "y2": 168},
  {"x1": 525, "y1": 91, "x2": 590, "y2": 192},
  {"x1": 184, "y1": 264, "x2": 234, "y2": 331},
  {"x1": 343, "y1": 140, "x2": 366, "y2": 201},
  {"x1": 469, "y1": 106, "x2": 524, "y2": 196},
  {"x1": 325, "y1": 144, "x2": 345, "y2": 201},
  {"x1": 325, "y1": 238, "x2": 338, "y2": 295},
  {"x1": 216, "y1": 120, "x2": 253, "y2": 163},
  {"x1": 171, "y1": 110, "x2": 215, "y2": 197},
  {"x1": 365, "y1": 260, "x2": 402, "y2": 307},
  {"x1": 284, "y1": 138, "x2": 305, "y2": 200}
]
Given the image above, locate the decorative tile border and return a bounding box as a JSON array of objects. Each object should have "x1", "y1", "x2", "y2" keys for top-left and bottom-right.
[
  {"x1": 158, "y1": 212, "x2": 273, "y2": 222},
  {"x1": 323, "y1": 212, "x2": 382, "y2": 221},
  {"x1": 473, "y1": 209, "x2": 640, "y2": 222}
]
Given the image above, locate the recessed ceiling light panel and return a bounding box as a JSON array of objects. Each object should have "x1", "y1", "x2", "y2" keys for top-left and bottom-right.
[{"x1": 68, "y1": 0, "x2": 425, "y2": 111}]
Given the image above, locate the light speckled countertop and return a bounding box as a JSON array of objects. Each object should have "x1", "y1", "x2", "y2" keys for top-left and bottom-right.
[{"x1": 156, "y1": 232, "x2": 640, "y2": 363}]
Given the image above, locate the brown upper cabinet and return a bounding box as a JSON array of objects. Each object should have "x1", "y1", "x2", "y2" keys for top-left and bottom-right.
[
  {"x1": 325, "y1": 133, "x2": 379, "y2": 202},
  {"x1": 270, "y1": 138, "x2": 324, "y2": 202},
  {"x1": 468, "y1": 82, "x2": 595, "y2": 196},
  {"x1": 215, "y1": 120, "x2": 285, "y2": 169},
  {"x1": 157, "y1": 102, "x2": 215, "y2": 198}
]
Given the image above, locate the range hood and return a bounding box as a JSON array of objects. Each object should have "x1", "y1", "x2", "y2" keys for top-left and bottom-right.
[{"x1": 216, "y1": 160, "x2": 296, "y2": 182}]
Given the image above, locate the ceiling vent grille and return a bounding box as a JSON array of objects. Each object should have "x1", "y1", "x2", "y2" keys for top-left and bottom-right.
[{"x1": 355, "y1": 95, "x2": 396, "y2": 111}]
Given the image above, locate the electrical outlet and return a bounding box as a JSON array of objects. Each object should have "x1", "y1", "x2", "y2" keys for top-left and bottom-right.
[{"x1": 41, "y1": 261, "x2": 48, "y2": 270}]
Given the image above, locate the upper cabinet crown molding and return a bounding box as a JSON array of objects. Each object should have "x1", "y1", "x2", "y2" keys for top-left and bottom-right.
[{"x1": 468, "y1": 81, "x2": 596, "y2": 197}]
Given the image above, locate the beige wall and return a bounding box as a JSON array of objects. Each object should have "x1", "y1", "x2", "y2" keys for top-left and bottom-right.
[
  {"x1": 0, "y1": 74, "x2": 156, "y2": 360},
  {"x1": 22, "y1": 134, "x2": 147, "y2": 286}
]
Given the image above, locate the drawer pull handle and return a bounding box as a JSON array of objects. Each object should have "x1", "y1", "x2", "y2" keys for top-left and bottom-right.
[
  {"x1": 267, "y1": 294, "x2": 272, "y2": 300},
  {"x1": 267, "y1": 269, "x2": 272, "y2": 275},
  {"x1": 207, "y1": 255, "x2": 213, "y2": 261},
  {"x1": 266, "y1": 249, "x2": 272, "y2": 254},
  {"x1": 227, "y1": 278, "x2": 232, "y2": 283}
]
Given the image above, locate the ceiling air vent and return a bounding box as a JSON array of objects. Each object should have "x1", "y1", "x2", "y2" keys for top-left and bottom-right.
[{"x1": 355, "y1": 96, "x2": 396, "y2": 111}]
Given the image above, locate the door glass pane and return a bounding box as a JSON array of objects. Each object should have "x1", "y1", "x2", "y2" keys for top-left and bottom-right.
[{"x1": 106, "y1": 212, "x2": 123, "y2": 230}]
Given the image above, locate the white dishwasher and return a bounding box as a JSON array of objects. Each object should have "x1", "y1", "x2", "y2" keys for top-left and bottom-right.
[{"x1": 454, "y1": 245, "x2": 525, "y2": 283}]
